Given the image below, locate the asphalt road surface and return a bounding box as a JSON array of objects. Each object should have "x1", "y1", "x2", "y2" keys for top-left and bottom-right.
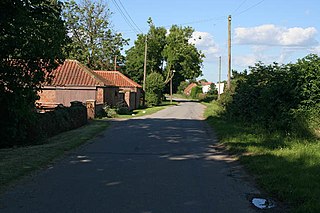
[{"x1": 0, "y1": 101, "x2": 263, "y2": 213}]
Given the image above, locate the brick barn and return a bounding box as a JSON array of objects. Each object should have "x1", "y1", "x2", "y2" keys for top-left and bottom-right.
[
  {"x1": 94, "y1": 70, "x2": 143, "y2": 110},
  {"x1": 37, "y1": 60, "x2": 119, "y2": 108}
]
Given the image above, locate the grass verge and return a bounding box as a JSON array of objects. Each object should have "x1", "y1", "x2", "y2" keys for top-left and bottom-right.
[
  {"x1": 0, "y1": 120, "x2": 109, "y2": 193},
  {"x1": 204, "y1": 101, "x2": 320, "y2": 213},
  {"x1": 116, "y1": 100, "x2": 178, "y2": 119}
]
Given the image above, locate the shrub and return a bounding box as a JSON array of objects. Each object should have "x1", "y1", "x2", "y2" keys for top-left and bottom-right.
[
  {"x1": 223, "y1": 54, "x2": 320, "y2": 135},
  {"x1": 115, "y1": 100, "x2": 130, "y2": 115},
  {"x1": 199, "y1": 94, "x2": 217, "y2": 103},
  {"x1": 177, "y1": 81, "x2": 189, "y2": 94},
  {"x1": 101, "y1": 104, "x2": 117, "y2": 118},
  {"x1": 145, "y1": 72, "x2": 164, "y2": 106},
  {"x1": 190, "y1": 86, "x2": 202, "y2": 99},
  {"x1": 25, "y1": 103, "x2": 87, "y2": 147},
  {"x1": 145, "y1": 92, "x2": 160, "y2": 106}
]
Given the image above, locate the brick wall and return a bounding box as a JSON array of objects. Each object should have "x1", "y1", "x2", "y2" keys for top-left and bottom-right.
[
  {"x1": 38, "y1": 90, "x2": 56, "y2": 103},
  {"x1": 96, "y1": 87, "x2": 104, "y2": 104}
]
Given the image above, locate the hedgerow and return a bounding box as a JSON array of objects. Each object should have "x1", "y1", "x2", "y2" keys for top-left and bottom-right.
[{"x1": 221, "y1": 54, "x2": 320, "y2": 136}]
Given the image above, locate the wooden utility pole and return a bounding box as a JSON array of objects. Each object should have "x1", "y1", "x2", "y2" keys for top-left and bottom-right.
[
  {"x1": 218, "y1": 56, "x2": 221, "y2": 100},
  {"x1": 114, "y1": 55, "x2": 117, "y2": 71},
  {"x1": 143, "y1": 36, "x2": 148, "y2": 92},
  {"x1": 170, "y1": 76, "x2": 173, "y2": 104},
  {"x1": 227, "y1": 15, "x2": 231, "y2": 90}
]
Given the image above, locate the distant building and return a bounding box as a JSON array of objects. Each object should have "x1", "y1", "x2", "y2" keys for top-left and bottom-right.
[
  {"x1": 199, "y1": 81, "x2": 212, "y2": 94},
  {"x1": 184, "y1": 83, "x2": 198, "y2": 96},
  {"x1": 215, "y1": 82, "x2": 224, "y2": 95}
]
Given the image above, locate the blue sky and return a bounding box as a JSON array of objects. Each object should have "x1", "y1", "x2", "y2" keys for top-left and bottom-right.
[{"x1": 108, "y1": 0, "x2": 320, "y2": 83}]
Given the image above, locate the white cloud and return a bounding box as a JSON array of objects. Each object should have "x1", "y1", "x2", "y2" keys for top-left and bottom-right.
[
  {"x1": 310, "y1": 45, "x2": 320, "y2": 54},
  {"x1": 234, "y1": 24, "x2": 318, "y2": 47},
  {"x1": 234, "y1": 55, "x2": 258, "y2": 68},
  {"x1": 189, "y1": 31, "x2": 221, "y2": 60}
]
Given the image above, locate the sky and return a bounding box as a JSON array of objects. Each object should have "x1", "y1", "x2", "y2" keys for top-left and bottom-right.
[{"x1": 107, "y1": 0, "x2": 320, "y2": 83}]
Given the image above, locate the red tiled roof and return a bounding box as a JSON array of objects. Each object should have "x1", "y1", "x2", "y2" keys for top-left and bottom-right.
[
  {"x1": 46, "y1": 60, "x2": 113, "y2": 87},
  {"x1": 94, "y1": 70, "x2": 142, "y2": 88},
  {"x1": 184, "y1": 83, "x2": 198, "y2": 94},
  {"x1": 200, "y1": 81, "x2": 212, "y2": 86}
]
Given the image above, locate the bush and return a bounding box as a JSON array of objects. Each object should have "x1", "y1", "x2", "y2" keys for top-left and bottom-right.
[
  {"x1": 199, "y1": 94, "x2": 217, "y2": 103},
  {"x1": 101, "y1": 104, "x2": 117, "y2": 118},
  {"x1": 177, "y1": 81, "x2": 189, "y2": 94},
  {"x1": 145, "y1": 72, "x2": 164, "y2": 106},
  {"x1": 25, "y1": 103, "x2": 88, "y2": 147},
  {"x1": 115, "y1": 100, "x2": 130, "y2": 115},
  {"x1": 145, "y1": 92, "x2": 160, "y2": 106},
  {"x1": 223, "y1": 54, "x2": 320, "y2": 135},
  {"x1": 218, "y1": 89, "x2": 233, "y2": 108},
  {"x1": 190, "y1": 86, "x2": 202, "y2": 99}
]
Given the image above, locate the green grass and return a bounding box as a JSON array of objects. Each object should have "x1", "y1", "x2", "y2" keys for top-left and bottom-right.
[
  {"x1": 0, "y1": 120, "x2": 109, "y2": 193},
  {"x1": 116, "y1": 101, "x2": 177, "y2": 119},
  {"x1": 204, "y1": 101, "x2": 320, "y2": 213},
  {"x1": 0, "y1": 102, "x2": 173, "y2": 192}
]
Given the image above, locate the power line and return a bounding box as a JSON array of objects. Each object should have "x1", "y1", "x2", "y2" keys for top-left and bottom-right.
[
  {"x1": 119, "y1": 15, "x2": 226, "y2": 34},
  {"x1": 117, "y1": 0, "x2": 143, "y2": 33},
  {"x1": 160, "y1": 15, "x2": 226, "y2": 29},
  {"x1": 235, "y1": 0, "x2": 265, "y2": 16},
  {"x1": 231, "y1": 0, "x2": 247, "y2": 15},
  {"x1": 111, "y1": 0, "x2": 140, "y2": 34}
]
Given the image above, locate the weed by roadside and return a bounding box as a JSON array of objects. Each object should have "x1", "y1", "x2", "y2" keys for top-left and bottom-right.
[
  {"x1": 111, "y1": 101, "x2": 178, "y2": 119},
  {"x1": 204, "y1": 101, "x2": 320, "y2": 213},
  {"x1": 0, "y1": 120, "x2": 109, "y2": 193}
]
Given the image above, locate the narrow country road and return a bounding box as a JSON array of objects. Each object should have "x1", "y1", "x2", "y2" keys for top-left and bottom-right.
[{"x1": 0, "y1": 101, "x2": 262, "y2": 213}]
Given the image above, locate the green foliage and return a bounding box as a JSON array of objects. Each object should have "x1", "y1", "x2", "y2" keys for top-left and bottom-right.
[
  {"x1": 218, "y1": 89, "x2": 233, "y2": 108},
  {"x1": 124, "y1": 20, "x2": 167, "y2": 84},
  {"x1": 200, "y1": 84, "x2": 218, "y2": 103},
  {"x1": 145, "y1": 72, "x2": 164, "y2": 106},
  {"x1": 0, "y1": 0, "x2": 68, "y2": 147},
  {"x1": 145, "y1": 92, "x2": 160, "y2": 106},
  {"x1": 101, "y1": 104, "x2": 117, "y2": 118},
  {"x1": 63, "y1": 0, "x2": 128, "y2": 70},
  {"x1": 33, "y1": 104, "x2": 87, "y2": 142},
  {"x1": 205, "y1": 101, "x2": 320, "y2": 213},
  {"x1": 208, "y1": 83, "x2": 217, "y2": 94},
  {"x1": 163, "y1": 25, "x2": 204, "y2": 82},
  {"x1": 177, "y1": 81, "x2": 189, "y2": 94},
  {"x1": 115, "y1": 100, "x2": 130, "y2": 115},
  {"x1": 190, "y1": 86, "x2": 202, "y2": 99},
  {"x1": 224, "y1": 54, "x2": 320, "y2": 136},
  {"x1": 1, "y1": 119, "x2": 109, "y2": 192},
  {"x1": 124, "y1": 19, "x2": 204, "y2": 86}
]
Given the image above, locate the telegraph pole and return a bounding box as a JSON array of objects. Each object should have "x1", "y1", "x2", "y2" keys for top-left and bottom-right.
[
  {"x1": 218, "y1": 56, "x2": 221, "y2": 100},
  {"x1": 114, "y1": 55, "x2": 117, "y2": 71},
  {"x1": 227, "y1": 15, "x2": 231, "y2": 90},
  {"x1": 143, "y1": 36, "x2": 148, "y2": 92}
]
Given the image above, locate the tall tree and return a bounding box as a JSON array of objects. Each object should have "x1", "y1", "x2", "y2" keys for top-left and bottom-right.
[
  {"x1": 125, "y1": 18, "x2": 167, "y2": 84},
  {"x1": 163, "y1": 25, "x2": 204, "y2": 89},
  {"x1": 63, "y1": 0, "x2": 128, "y2": 70},
  {"x1": 0, "y1": 0, "x2": 67, "y2": 147},
  {"x1": 125, "y1": 20, "x2": 204, "y2": 90}
]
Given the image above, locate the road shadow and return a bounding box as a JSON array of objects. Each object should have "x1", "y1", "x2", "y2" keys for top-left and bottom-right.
[{"x1": 0, "y1": 117, "x2": 285, "y2": 212}]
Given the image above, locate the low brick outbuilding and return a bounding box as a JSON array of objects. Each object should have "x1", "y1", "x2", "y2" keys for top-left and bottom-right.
[
  {"x1": 94, "y1": 71, "x2": 143, "y2": 110},
  {"x1": 38, "y1": 60, "x2": 119, "y2": 108},
  {"x1": 184, "y1": 83, "x2": 198, "y2": 96}
]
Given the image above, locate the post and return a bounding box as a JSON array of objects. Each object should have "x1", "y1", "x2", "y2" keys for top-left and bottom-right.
[
  {"x1": 170, "y1": 70, "x2": 175, "y2": 104},
  {"x1": 227, "y1": 15, "x2": 232, "y2": 90},
  {"x1": 218, "y1": 56, "x2": 221, "y2": 100},
  {"x1": 86, "y1": 100, "x2": 96, "y2": 120},
  {"x1": 170, "y1": 76, "x2": 173, "y2": 104},
  {"x1": 143, "y1": 36, "x2": 148, "y2": 92},
  {"x1": 114, "y1": 55, "x2": 117, "y2": 71}
]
